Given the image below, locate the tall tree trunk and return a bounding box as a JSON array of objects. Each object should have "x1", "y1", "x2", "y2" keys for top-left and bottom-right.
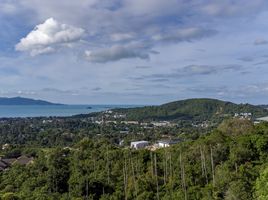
[
  {"x1": 86, "y1": 176, "x2": 89, "y2": 199},
  {"x1": 210, "y1": 145, "x2": 215, "y2": 187},
  {"x1": 106, "y1": 146, "x2": 110, "y2": 185},
  {"x1": 130, "y1": 151, "x2": 137, "y2": 199},
  {"x1": 150, "y1": 151, "x2": 154, "y2": 177},
  {"x1": 180, "y1": 152, "x2": 187, "y2": 200},
  {"x1": 169, "y1": 151, "x2": 173, "y2": 199},
  {"x1": 200, "y1": 146, "x2": 208, "y2": 184},
  {"x1": 123, "y1": 157, "x2": 128, "y2": 200},
  {"x1": 154, "y1": 153, "x2": 160, "y2": 200}
]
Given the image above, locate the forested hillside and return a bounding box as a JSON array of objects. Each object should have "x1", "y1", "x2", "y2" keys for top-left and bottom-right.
[
  {"x1": 1, "y1": 119, "x2": 268, "y2": 199},
  {"x1": 0, "y1": 97, "x2": 61, "y2": 105},
  {"x1": 99, "y1": 98, "x2": 268, "y2": 121}
]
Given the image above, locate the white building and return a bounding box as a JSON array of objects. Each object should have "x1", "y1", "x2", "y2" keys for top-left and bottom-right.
[
  {"x1": 130, "y1": 141, "x2": 149, "y2": 149},
  {"x1": 2, "y1": 143, "x2": 10, "y2": 150},
  {"x1": 152, "y1": 121, "x2": 170, "y2": 127},
  {"x1": 157, "y1": 140, "x2": 180, "y2": 148}
]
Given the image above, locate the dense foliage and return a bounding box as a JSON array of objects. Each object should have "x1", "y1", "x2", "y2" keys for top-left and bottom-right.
[
  {"x1": 0, "y1": 119, "x2": 268, "y2": 199},
  {"x1": 0, "y1": 97, "x2": 61, "y2": 105},
  {"x1": 105, "y1": 98, "x2": 268, "y2": 121}
]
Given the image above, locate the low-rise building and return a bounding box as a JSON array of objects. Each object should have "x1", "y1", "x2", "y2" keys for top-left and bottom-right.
[
  {"x1": 0, "y1": 155, "x2": 33, "y2": 171},
  {"x1": 152, "y1": 121, "x2": 170, "y2": 127},
  {"x1": 122, "y1": 121, "x2": 139, "y2": 125},
  {"x1": 14, "y1": 155, "x2": 34, "y2": 165},
  {"x1": 130, "y1": 141, "x2": 149, "y2": 149},
  {"x1": 2, "y1": 143, "x2": 10, "y2": 150},
  {"x1": 157, "y1": 140, "x2": 180, "y2": 148}
]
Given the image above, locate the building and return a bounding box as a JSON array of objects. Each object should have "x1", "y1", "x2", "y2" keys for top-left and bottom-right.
[
  {"x1": 0, "y1": 159, "x2": 10, "y2": 171},
  {"x1": 256, "y1": 116, "x2": 268, "y2": 122},
  {"x1": 2, "y1": 143, "x2": 10, "y2": 150},
  {"x1": 152, "y1": 121, "x2": 170, "y2": 127},
  {"x1": 120, "y1": 130, "x2": 129, "y2": 134},
  {"x1": 0, "y1": 158, "x2": 16, "y2": 171},
  {"x1": 14, "y1": 155, "x2": 34, "y2": 165},
  {"x1": 130, "y1": 141, "x2": 149, "y2": 149},
  {"x1": 157, "y1": 140, "x2": 180, "y2": 148},
  {"x1": 234, "y1": 113, "x2": 252, "y2": 119},
  {"x1": 122, "y1": 121, "x2": 139, "y2": 125},
  {"x1": 0, "y1": 156, "x2": 33, "y2": 171}
]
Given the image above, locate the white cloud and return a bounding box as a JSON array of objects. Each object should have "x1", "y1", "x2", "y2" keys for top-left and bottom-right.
[
  {"x1": 84, "y1": 44, "x2": 152, "y2": 63},
  {"x1": 152, "y1": 27, "x2": 217, "y2": 43},
  {"x1": 15, "y1": 18, "x2": 85, "y2": 56}
]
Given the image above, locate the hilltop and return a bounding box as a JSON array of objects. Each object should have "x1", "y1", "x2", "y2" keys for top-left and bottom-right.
[
  {"x1": 0, "y1": 97, "x2": 62, "y2": 105},
  {"x1": 101, "y1": 98, "x2": 268, "y2": 121}
]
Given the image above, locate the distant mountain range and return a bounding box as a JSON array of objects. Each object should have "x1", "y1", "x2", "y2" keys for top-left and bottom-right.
[
  {"x1": 90, "y1": 98, "x2": 268, "y2": 121},
  {"x1": 0, "y1": 97, "x2": 62, "y2": 105}
]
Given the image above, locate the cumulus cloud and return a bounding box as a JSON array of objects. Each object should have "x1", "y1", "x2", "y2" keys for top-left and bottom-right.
[
  {"x1": 254, "y1": 38, "x2": 268, "y2": 45},
  {"x1": 15, "y1": 18, "x2": 85, "y2": 56},
  {"x1": 84, "y1": 44, "x2": 154, "y2": 63},
  {"x1": 152, "y1": 27, "x2": 217, "y2": 43}
]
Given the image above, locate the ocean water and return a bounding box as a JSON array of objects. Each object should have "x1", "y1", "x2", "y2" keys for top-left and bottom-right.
[{"x1": 0, "y1": 105, "x2": 139, "y2": 118}]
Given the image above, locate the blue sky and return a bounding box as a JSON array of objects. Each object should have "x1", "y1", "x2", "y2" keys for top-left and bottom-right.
[{"x1": 1, "y1": 0, "x2": 268, "y2": 104}]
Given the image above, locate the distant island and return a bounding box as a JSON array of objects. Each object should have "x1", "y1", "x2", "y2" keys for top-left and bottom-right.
[{"x1": 0, "y1": 97, "x2": 62, "y2": 105}]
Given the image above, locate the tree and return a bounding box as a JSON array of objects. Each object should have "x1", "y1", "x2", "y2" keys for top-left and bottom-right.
[{"x1": 255, "y1": 165, "x2": 268, "y2": 200}]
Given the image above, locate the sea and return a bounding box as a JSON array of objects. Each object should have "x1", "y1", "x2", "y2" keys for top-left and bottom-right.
[{"x1": 0, "y1": 105, "x2": 140, "y2": 118}]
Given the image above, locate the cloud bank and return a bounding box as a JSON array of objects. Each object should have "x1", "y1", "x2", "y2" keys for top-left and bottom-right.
[{"x1": 16, "y1": 18, "x2": 85, "y2": 56}]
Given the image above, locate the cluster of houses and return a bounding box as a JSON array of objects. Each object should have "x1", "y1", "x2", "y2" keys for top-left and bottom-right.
[
  {"x1": 130, "y1": 139, "x2": 180, "y2": 150},
  {"x1": 0, "y1": 155, "x2": 34, "y2": 171},
  {"x1": 90, "y1": 110, "x2": 179, "y2": 128},
  {"x1": 93, "y1": 118, "x2": 176, "y2": 128},
  {"x1": 234, "y1": 112, "x2": 252, "y2": 119}
]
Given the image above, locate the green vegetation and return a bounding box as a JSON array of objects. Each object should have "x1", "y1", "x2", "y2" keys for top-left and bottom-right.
[
  {"x1": 0, "y1": 97, "x2": 61, "y2": 105},
  {"x1": 0, "y1": 98, "x2": 268, "y2": 199},
  {"x1": 0, "y1": 119, "x2": 268, "y2": 199},
  {"x1": 105, "y1": 98, "x2": 268, "y2": 121}
]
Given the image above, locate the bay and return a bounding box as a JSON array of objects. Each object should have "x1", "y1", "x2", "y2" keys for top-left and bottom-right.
[{"x1": 0, "y1": 105, "x2": 139, "y2": 118}]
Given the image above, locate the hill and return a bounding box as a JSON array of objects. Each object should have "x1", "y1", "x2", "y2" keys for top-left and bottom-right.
[
  {"x1": 108, "y1": 98, "x2": 268, "y2": 121},
  {"x1": 0, "y1": 97, "x2": 62, "y2": 105}
]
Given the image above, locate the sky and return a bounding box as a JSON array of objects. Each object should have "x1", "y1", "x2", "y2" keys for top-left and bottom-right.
[{"x1": 1, "y1": 0, "x2": 268, "y2": 105}]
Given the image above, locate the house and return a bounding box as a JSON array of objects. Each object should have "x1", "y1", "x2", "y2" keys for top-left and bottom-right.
[
  {"x1": 120, "y1": 130, "x2": 129, "y2": 134},
  {"x1": 234, "y1": 113, "x2": 252, "y2": 119},
  {"x1": 2, "y1": 143, "x2": 10, "y2": 150},
  {"x1": 157, "y1": 140, "x2": 180, "y2": 148},
  {"x1": 0, "y1": 156, "x2": 34, "y2": 171},
  {"x1": 2, "y1": 158, "x2": 17, "y2": 165},
  {"x1": 130, "y1": 141, "x2": 149, "y2": 149},
  {"x1": 119, "y1": 140, "x2": 124, "y2": 146},
  {"x1": 0, "y1": 158, "x2": 16, "y2": 171},
  {"x1": 256, "y1": 116, "x2": 268, "y2": 122},
  {"x1": 152, "y1": 121, "x2": 170, "y2": 127},
  {"x1": 0, "y1": 159, "x2": 9, "y2": 171},
  {"x1": 14, "y1": 155, "x2": 34, "y2": 165},
  {"x1": 122, "y1": 121, "x2": 139, "y2": 125}
]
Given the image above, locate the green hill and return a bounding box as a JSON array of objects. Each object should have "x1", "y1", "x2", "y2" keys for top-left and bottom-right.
[
  {"x1": 0, "y1": 97, "x2": 62, "y2": 105},
  {"x1": 111, "y1": 98, "x2": 268, "y2": 121}
]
